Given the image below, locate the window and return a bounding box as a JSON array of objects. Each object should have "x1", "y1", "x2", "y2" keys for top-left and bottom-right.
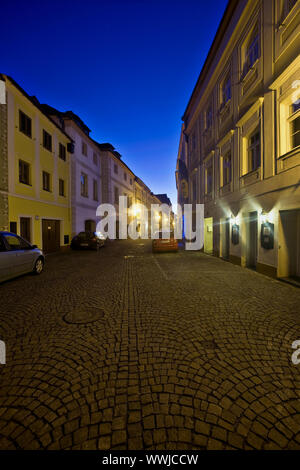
[
  {"x1": 93, "y1": 179, "x2": 98, "y2": 201},
  {"x1": 206, "y1": 161, "x2": 213, "y2": 194},
  {"x1": 222, "y1": 152, "x2": 232, "y2": 186},
  {"x1": 19, "y1": 160, "x2": 30, "y2": 185},
  {"x1": 130, "y1": 178, "x2": 133, "y2": 185},
  {"x1": 82, "y1": 141, "x2": 87, "y2": 156},
  {"x1": 114, "y1": 186, "x2": 119, "y2": 204},
  {"x1": 43, "y1": 130, "x2": 52, "y2": 151},
  {"x1": 19, "y1": 110, "x2": 32, "y2": 138},
  {"x1": 42, "y1": 171, "x2": 51, "y2": 191},
  {"x1": 192, "y1": 175, "x2": 197, "y2": 202},
  {"x1": 284, "y1": 0, "x2": 297, "y2": 17},
  {"x1": 81, "y1": 173, "x2": 88, "y2": 197},
  {"x1": 93, "y1": 152, "x2": 98, "y2": 165},
  {"x1": 114, "y1": 163, "x2": 118, "y2": 174},
  {"x1": 205, "y1": 104, "x2": 213, "y2": 129},
  {"x1": 247, "y1": 129, "x2": 261, "y2": 172},
  {"x1": 59, "y1": 178, "x2": 65, "y2": 197},
  {"x1": 59, "y1": 143, "x2": 66, "y2": 161},
  {"x1": 124, "y1": 172, "x2": 127, "y2": 181},
  {"x1": 221, "y1": 74, "x2": 231, "y2": 105},
  {"x1": 289, "y1": 101, "x2": 300, "y2": 150},
  {"x1": 244, "y1": 26, "x2": 260, "y2": 76},
  {"x1": 9, "y1": 222, "x2": 17, "y2": 234},
  {"x1": 192, "y1": 133, "x2": 196, "y2": 150}
]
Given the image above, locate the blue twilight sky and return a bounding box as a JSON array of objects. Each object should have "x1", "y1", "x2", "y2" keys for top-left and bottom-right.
[{"x1": 2, "y1": 0, "x2": 227, "y2": 206}]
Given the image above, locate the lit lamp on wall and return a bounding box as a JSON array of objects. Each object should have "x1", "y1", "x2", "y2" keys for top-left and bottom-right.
[
  {"x1": 260, "y1": 211, "x2": 274, "y2": 249},
  {"x1": 230, "y1": 214, "x2": 240, "y2": 245}
]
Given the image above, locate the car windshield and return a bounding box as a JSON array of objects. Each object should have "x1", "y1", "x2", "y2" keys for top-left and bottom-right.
[{"x1": 77, "y1": 232, "x2": 94, "y2": 240}]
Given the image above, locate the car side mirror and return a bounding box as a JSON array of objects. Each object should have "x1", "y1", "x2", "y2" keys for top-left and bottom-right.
[{"x1": 31, "y1": 244, "x2": 38, "y2": 249}]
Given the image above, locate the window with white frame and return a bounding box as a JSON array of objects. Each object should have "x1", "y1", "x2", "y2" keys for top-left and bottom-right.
[
  {"x1": 289, "y1": 100, "x2": 300, "y2": 150},
  {"x1": 80, "y1": 173, "x2": 88, "y2": 197},
  {"x1": 93, "y1": 179, "x2": 98, "y2": 201},
  {"x1": 82, "y1": 141, "x2": 88, "y2": 156},
  {"x1": 247, "y1": 128, "x2": 261, "y2": 173}
]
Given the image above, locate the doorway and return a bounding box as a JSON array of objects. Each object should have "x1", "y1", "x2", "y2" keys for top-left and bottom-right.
[
  {"x1": 20, "y1": 217, "x2": 31, "y2": 243},
  {"x1": 204, "y1": 217, "x2": 213, "y2": 254},
  {"x1": 42, "y1": 219, "x2": 60, "y2": 253},
  {"x1": 247, "y1": 211, "x2": 258, "y2": 269},
  {"x1": 278, "y1": 210, "x2": 300, "y2": 281},
  {"x1": 221, "y1": 218, "x2": 230, "y2": 260}
]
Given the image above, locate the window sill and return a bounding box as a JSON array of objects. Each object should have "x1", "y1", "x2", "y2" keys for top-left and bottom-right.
[
  {"x1": 219, "y1": 100, "x2": 231, "y2": 115},
  {"x1": 277, "y1": 146, "x2": 300, "y2": 172},
  {"x1": 19, "y1": 181, "x2": 31, "y2": 187},
  {"x1": 240, "y1": 58, "x2": 259, "y2": 83},
  {"x1": 19, "y1": 129, "x2": 32, "y2": 139},
  {"x1": 219, "y1": 182, "x2": 232, "y2": 197},
  {"x1": 278, "y1": 145, "x2": 300, "y2": 161},
  {"x1": 240, "y1": 167, "x2": 261, "y2": 187},
  {"x1": 42, "y1": 146, "x2": 53, "y2": 153}
]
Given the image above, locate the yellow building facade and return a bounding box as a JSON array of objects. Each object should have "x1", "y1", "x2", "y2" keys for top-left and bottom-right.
[
  {"x1": 3, "y1": 75, "x2": 72, "y2": 252},
  {"x1": 180, "y1": 0, "x2": 300, "y2": 282}
]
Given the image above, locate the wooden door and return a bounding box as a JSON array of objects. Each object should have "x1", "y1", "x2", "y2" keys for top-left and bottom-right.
[
  {"x1": 42, "y1": 219, "x2": 60, "y2": 253},
  {"x1": 20, "y1": 217, "x2": 31, "y2": 242}
]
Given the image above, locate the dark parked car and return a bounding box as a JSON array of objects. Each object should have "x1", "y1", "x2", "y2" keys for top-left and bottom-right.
[
  {"x1": 0, "y1": 231, "x2": 45, "y2": 282},
  {"x1": 71, "y1": 231, "x2": 105, "y2": 250}
]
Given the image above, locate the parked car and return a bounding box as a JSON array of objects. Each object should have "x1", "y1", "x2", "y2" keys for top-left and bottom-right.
[
  {"x1": 152, "y1": 230, "x2": 178, "y2": 253},
  {"x1": 71, "y1": 231, "x2": 105, "y2": 250},
  {"x1": 0, "y1": 231, "x2": 45, "y2": 283}
]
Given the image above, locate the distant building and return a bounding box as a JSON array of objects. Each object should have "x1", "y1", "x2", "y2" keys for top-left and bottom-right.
[
  {"x1": 154, "y1": 193, "x2": 172, "y2": 207},
  {"x1": 179, "y1": 0, "x2": 300, "y2": 280},
  {"x1": 0, "y1": 74, "x2": 72, "y2": 252},
  {"x1": 41, "y1": 105, "x2": 102, "y2": 235}
]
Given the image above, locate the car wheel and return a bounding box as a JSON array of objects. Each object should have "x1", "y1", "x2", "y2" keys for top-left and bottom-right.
[{"x1": 33, "y1": 257, "x2": 44, "y2": 275}]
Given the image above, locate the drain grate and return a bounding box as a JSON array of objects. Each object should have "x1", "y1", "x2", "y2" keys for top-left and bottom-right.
[{"x1": 63, "y1": 307, "x2": 105, "y2": 324}]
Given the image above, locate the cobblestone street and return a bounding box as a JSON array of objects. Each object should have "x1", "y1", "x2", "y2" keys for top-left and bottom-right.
[{"x1": 0, "y1": 239, "x2": 300, "y2": 450}]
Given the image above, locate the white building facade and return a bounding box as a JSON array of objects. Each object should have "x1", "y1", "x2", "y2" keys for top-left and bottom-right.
[{"x1": 42, "y1": 106, "x2": 102, "y2": 235}]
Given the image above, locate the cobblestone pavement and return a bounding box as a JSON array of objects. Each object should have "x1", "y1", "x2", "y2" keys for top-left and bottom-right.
[{"x1": 0, "y1": 239, "x2": 300, "y2": 450}]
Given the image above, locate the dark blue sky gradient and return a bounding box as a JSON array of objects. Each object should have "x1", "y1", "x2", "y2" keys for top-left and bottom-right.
[{"x1": 2, "y1": 0, "x2": 227, "y2": 205}]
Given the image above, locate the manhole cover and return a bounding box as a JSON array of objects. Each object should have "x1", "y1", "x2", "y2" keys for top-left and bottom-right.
[
  {"x1": 199, "y1": 340, "x2": 218, "y2": 349},
  {"x1": 63, "y1": 307, "x2": 105, "y2": 324}
]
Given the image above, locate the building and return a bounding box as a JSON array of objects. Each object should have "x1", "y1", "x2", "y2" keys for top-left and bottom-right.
[
  {"x1": 0, "y1": 79, "x2": 8, "y2": 231},
  {"x1": 41, "y1": 105, "x2": 102, "y2": 235},
  {"x1": 180, "y1": 0, "x2": 300, "y2": 281},
  {"x1": 175, "y1": 123, "x2": 189, "y2": 209},
  {"x1": 98, "y1": 143, "x2": 135, "y2": 237},
  {"x1": 0, "y1": 74, "x2": 73, "y2": 253}
]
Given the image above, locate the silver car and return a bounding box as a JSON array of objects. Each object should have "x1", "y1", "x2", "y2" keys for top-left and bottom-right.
[{"x1": 0, "y1": 231, "x2": 45, "y2": 283}]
